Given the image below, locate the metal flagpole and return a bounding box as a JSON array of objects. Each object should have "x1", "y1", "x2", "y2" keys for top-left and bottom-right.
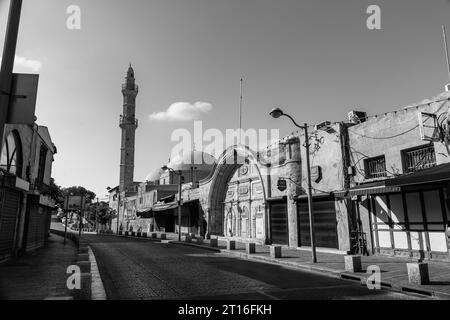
[
  {"x1": 443, "y1": 25, "x2": 450, "y2": 84},
  {"x1": 239, "y1": 78, "x2": 243, "y2": 145}
]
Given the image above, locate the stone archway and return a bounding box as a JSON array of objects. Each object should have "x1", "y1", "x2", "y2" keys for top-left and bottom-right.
[{"x1": 205, "y1": 145, "x2": 268, "y2": 240}]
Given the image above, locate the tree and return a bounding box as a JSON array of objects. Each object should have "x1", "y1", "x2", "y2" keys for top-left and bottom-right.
[
  {"x1": 86, "y1": 201, "x2": 115, "y2": 227},
  {"x1": 62, "y1": 186, "x2": 96, "y2": 202},
  {"x1": 44, "y1": 178, "x2": 64, "y2": 205}
]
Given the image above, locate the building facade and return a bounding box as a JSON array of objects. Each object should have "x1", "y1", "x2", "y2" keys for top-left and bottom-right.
[
  {"x1": 338, "y1": 90, "x2": 450, "y2": 260},
  {"x1": 112, "y1": 88, "x2": 450, "y2": 261},
  {"x1": 0, "y1": 123, "x2": 57, "y2": 261}
]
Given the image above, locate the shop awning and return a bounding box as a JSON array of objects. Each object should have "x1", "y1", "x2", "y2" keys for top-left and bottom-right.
[
  {"x1": 152, "y1": 202, "x2": 179, "y2": 212},
  {"x1": 385, "y1": 163, "x2": 450, "y2": 188},
  {"x1": 295, "y1": 192, "x2": 334, "y2": 201},
  {"x1": 334, "y1": 181, "x2": 401, "y2": 198},
  {"x1": 136, "y1": 208, "x2": 153, "y2": 218}
]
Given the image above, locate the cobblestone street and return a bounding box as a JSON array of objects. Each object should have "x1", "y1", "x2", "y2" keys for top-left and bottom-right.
[{"x1": 85, "y1": 235, "x2": 430, "y2": 300}]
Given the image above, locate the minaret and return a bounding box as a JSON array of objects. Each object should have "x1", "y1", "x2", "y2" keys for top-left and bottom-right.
[{"x1": 119, "y1": 64, "x2": 138, "y2": 193}]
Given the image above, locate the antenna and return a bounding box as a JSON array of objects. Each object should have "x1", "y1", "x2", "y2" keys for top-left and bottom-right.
[
  {"x1": 443, "y1": 25, "x2": 450, "y2": 84},
  {"x1": 239, "y1": 78, "x2": 243, "y2": 144}
]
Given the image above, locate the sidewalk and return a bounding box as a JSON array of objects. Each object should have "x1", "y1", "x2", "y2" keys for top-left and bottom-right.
[
  {"x1": 168, "y1": 236, "x2": 450, "y2": 299},
  {"x1": 0, "y1": 233, "x2": 77, "y2": 300}
]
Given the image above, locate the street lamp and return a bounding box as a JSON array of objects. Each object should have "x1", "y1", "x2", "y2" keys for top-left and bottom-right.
[
  {"x1": 269, "y1": 107, "x2": 317, "y2": 263},
  {"x1": 161, "y1": 165, "x2": 183, "y2": 241}
]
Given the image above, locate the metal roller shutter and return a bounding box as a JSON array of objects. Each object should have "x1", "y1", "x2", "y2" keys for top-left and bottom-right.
[
  {"x1": 0, "y1": 189, "x2": 21, "y2": 259},
  {"x1": 270, "y1": 201, "x2": 289, "y2": 245},
  {"x1": 298, "y1": 200, "x2": 339, "y2": 249}
]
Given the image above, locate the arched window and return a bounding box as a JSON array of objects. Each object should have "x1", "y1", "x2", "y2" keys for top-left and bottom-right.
[{"x1": 0, "y1": 130, "x2": 23, "y2": 176}]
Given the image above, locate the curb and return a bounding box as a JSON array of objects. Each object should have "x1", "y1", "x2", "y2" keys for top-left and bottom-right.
[
  {"x1": 169, "y1": 240, "x2": 450, "y2": 300},
  {"x1": 169, "y1": 241, "x2": 221, "y2": 252},
  {"x1": 50, "y1": 229, "x2": 107, "y2": 300},
  {"x1": 88, "y1": 247, "x2": 107, "y2": 300}
]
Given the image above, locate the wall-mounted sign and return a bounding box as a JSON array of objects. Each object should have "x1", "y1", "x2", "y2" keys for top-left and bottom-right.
[{"x1": 277, "y1": 179, "x2": 287, "y2": 192}]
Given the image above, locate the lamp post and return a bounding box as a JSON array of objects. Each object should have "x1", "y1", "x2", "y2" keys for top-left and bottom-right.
[
  {"x1": 161, "y1": 165, "x2": 183, "y2": 241},
  {"x1": 269, "y1": 107, "x2": 317, "y2": 263}
]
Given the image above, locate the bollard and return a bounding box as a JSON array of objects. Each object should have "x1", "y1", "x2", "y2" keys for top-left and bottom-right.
[
  {"x1": 227, "y1": 240, "x2": 236, "y2": 250},
  {"x1": 246, "y1": 243, "x2": 256, "y2": 254},
  {"x1": 72, "y1": 273, "x2": 92, "y2": 300},
  {"x1": 76, "y1": 261, "x2": 91, "y2": 273},
  {"x1": 197, "y1": 237, "x2": 204, "y2": 245},
  {"x1": 77, "y1": 253, "x2": 90, "y2": 262},
  {"x1": 270, "y1": 246, "x2": 282, "y2": 259},
  {"x1": 407, "y1": 262, "x2": 430, "y2": 285},
  {"x1": 160, "y1": 233, "x2": 167, "y2": 240},
  {"x1": 344, "y1": 255, "x2": 362, "y2": 272},
  {"x1": 210, "y1": 238, "x2": 218, "y2": 247}
]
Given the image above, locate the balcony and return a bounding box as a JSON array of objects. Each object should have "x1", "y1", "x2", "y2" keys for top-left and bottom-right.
[
  {"x1": 122, "y1": 83, "x2": 139, "y2": 92},
  {"x1": 364, "y1": 156, "x2": 387, "y2": 179},
  {"x1": 403, "y1": 145, "x2": 436, "y2": 173},
  {"x1": 119, "y1": 115, "x2": 138, "y2": 128}
]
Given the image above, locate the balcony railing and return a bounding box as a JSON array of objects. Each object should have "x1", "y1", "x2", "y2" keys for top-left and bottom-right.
[
  {"x1": 403, "y1": 145, "x2": 436, "y2": 173},
  {"x1": 364, "y1": 156, "x2": 387, "y2": 179},
  {"x1": 122, "y1": 83, "x2": 139, "y2": 92},
  {"x1": 120, "y1": 115, "x2": 138, "y2": 127}
]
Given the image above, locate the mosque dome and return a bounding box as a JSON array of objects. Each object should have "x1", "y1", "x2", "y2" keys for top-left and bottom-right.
[
  {"x1": 145, "y1": 168, "x2": 163, "y2": 182},
  {"x1": 166, "y1": 150, "x2": 216, "y2": 172}
]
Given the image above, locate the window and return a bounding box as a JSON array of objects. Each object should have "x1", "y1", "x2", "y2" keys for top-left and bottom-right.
[
  {"x1": 364, "y1": 155, "x2": 386, "y2": 179},
  {"x1": 402, "y1": 144, "x2": 436, "y2": 173},
  {"x1": 0, "y1": 130, "x2": 23, "y2": 176},
  {"x1": 36, "y1": 144, "x2": 48, "y2": 185}
]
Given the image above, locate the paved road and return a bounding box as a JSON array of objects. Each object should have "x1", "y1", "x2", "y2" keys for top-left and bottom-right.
[{"x1": 84, "y1": 235, "x2": 429, "y2": 300}]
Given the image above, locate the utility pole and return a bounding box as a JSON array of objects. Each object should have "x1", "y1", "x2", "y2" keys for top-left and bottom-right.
[
  {"x1": 116, "y1": 191, "x2": 121, "y2": 233},
  {"x1": 442, "y1": 25, "x2": 450, "y2": 84},
  {"x1": 0, "y1": 0, "x2": 22, "y2": 150},
  {"x1": 177, "y1": 170, "x2": 182, "y2": 241}
]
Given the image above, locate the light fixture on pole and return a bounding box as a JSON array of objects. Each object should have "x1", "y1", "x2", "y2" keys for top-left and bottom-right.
[
  {"x1": 269, "y1": 107, "x2": 317, "y2": 263},
  {"x1": 161, "y1": 165, "x2": 183, "y2": 241}
]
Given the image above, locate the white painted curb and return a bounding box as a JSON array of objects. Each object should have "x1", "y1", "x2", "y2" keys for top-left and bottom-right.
[{"x1": 88, "y1": 247, "x2": 107, "y2": 300}]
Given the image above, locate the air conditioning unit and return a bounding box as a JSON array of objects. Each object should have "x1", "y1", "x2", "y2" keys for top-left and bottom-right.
[
  {"x1": 315, "y1": 121, "x2": 333, "y2": 132},
  {"x1": 348, "y1": 111, "x2": 367, "y2": 124}
]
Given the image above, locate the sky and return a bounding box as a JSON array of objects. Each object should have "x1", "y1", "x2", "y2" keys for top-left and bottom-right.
[{"x1": 0, "y1": 0, "x2": 449, "y2": 199}]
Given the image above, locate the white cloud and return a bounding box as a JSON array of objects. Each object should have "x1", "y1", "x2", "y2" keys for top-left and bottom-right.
[
  {"x1": 149, "y1": 101, "x2": 212, "y2": 121},
  {"x1": 0, "y1": 55, "x2": 42, "y2": 73}
]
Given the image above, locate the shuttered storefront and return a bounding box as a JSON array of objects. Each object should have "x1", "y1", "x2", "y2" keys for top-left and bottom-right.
[
  {"x1": 0, "y1": 188, "x2": 21, "y2": 260},
  {"x1": 269, "y1": 201, "x2": 289, "y2": 245},
  {"x1": 26, "y1": 202, "x2": 50, "y2": 252},
  {"x1": 297, "y1": 199, "x2": 339, "y2": 249}
]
